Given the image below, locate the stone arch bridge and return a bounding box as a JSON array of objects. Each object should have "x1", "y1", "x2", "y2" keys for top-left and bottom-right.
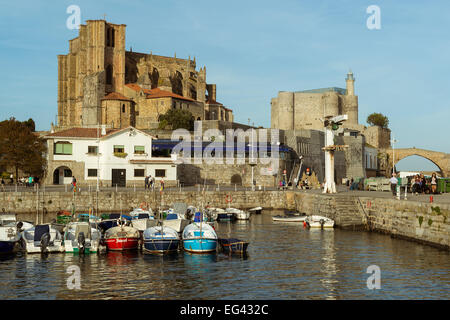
[{"x1": 387, "y1": 148, "x2": 450, "y2": 177}]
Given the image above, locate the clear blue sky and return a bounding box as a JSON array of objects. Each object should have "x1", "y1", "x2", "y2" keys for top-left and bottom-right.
[{"x1": 0, "y1": 0, "x2": 448, "y2": 171}]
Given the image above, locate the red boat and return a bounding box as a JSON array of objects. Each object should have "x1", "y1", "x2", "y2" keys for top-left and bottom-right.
[{"x1": 104, "y1": 225, "x2": 140, "y2": 251}]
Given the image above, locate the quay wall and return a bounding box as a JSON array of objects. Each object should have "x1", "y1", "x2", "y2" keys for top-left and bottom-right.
[{"x1": 1, "y1": 190, "x2": 448, "y2": 250}]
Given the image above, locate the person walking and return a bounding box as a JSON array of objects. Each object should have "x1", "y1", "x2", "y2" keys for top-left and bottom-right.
[
  {"x1": 160, "y1": 179, "x2": 165, "y2": 191},
  {"x1": 71, "y1": 176, "x2": 77, "y2": 192},
  {"x1": 144, "y1": 175, "x2": 149, "y2": 189},
  {"x1": 390, "y1": 173, "x2": 398, "y2": 197},
  {"x1": 431, "y1": 173, "x2": 438, "y2": 194}
]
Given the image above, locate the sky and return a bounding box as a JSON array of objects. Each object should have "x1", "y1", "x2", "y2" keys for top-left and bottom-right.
[{"x1": 0, "y1": 0, "x2": 448, "y2": 171}]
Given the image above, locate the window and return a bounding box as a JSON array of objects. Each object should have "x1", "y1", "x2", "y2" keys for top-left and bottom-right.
[
  {"x1": 155, "y1": 169, "x2": 166, "y2": 177},
  {"x1": 114, "y1": 145, "x2": 124, "y2": 153},
  {"x1": 106, "y1": 65, "x2": 113, "y2": 85},
  {"x1": 88, "y1": 146, "x2": 98, "y2": 154},
  {"x1": 134, "y1": 146, "x2": 145, "y2": 154},
  {"x1": 88, "y1": 169, "x2": 98, "y2": 177},
  {"x1": 122, "y1": 104, "x2": 126, "y2": 113},
  {"x1": 63, "y1": 169, "x2": 72, "y2": 177},
  {"x1": 134, "y1": 169, "x2": 145, "y2": 177},
  {"x1": 54, "y1": 142, "x2": 72, "y2": 155}
]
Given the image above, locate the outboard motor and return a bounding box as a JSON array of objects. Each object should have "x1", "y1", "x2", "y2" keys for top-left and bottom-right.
[
  {"x1": 77, "y1": 232, "x2": 86, "y2": 254},
  {"x1": 40, "y1": 232, "x2": 51, "y2": 253},
  {"x1": 320, "y1": 219, "x2": 325, "y2": 229},
  {"x1": 16, "y1": 221, "x2": 23, "y2": 231}
]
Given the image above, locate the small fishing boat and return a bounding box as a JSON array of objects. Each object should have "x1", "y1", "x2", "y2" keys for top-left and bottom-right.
[
  {"x1": 98, "y1": 213, "x2": 122, "y2": 232},
  {"x1": 130, "y1": 213, "x2": 158, "y2": 233},
  {"x1": 218, "y1": 238, "x2": 249, "y2": 255},
  {"x1": 272, "y1": 214, "x2": 307, "y2": 222},
  {"x1": 21, "y1": 224, "x2": 64, "y2": 253},
  {"x1": 0, "y1": 214, "x2": 21, "y2": 254},
  {"x1": 129, "y1": 207, "x2": 154, "y2": 219},
  {"x1": 249, "y1": 207, "x2": 262, "y2": 214},
  {"x1": 213, "y1": 208, "x2": 235, "y2": 222},
  {"x1": 63, "y1": 222, "x2": 102, "y2": 254},
  {"x1": 226, "y1": 208, "x2": 250, "y2": 220},
  {"x1": 164, "y1": 212, "x2": 191, "y2": 233},
  {"x1": 305, "y1": 215, "x2": 335, "y2": 228},
  {"x1": 104, "y1": 224, "x2": 140, "y2": 251},
  {"x1": 182, "y1": 222, "x2": 218, "y2": 254},
  {"x1": 143, "y1": 225, "x2": 180, "y2": 254}
]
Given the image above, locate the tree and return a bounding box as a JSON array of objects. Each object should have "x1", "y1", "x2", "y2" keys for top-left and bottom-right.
[
  {"x1": 367, "y1": 113, "x2": 389, "y2": 128},
  {"x1": 158, "y1": 109, "x2": 195, "y2": 131},
  {"x1": 0, "y1": 117, "x2": 47, "y2": 180}
]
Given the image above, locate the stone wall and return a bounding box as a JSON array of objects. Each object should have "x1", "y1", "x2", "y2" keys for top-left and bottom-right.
[{"x1": 3, "y1": 190, "x2": 448, "y2": 250}]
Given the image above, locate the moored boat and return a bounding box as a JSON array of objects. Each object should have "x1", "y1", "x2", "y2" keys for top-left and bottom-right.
[
  {"x1": 182, "y1": 222, "x2": 218, "y2": 254},
  {"x1": 163, "y1": 212, "x2": 191, "y2": 233},
  {"x1": 226, "y1": 208, "x2": 250, "y2": 220},
  {"x1": 305, "y1": 215, "x2": 335, "y2": 228},
  {"x1": 63, "y1": 221, "x2": 102, "y2": 253},
  {"x1": 143, "y1": 225, "x2": 180, "y2": 254},
  {"x1": 0, "y1": 214, "x2": 21, "y2": 254},
  {"x1": 272, "y1": 214, "x2": 307, "y2": 222},
  {"x1": 218, "y1": 238, "x2": 249, "y2": 255},
  {"x1": 21, "y1": 224, "x2": 64, "y2": 253},
  {"x1": 249, "y1": 207, "x2": 262, "y2": 214},
  {"x1": 104, "y1": 225, "x2": 140, "y2": 251}
]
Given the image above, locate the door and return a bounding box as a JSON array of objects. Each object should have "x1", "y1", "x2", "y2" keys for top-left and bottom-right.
[
  {"x1": 53, "y1": 169, "x2": 59, "y2": 185},
  {"x1": 112, "y1": 169, "x2": 126, "y2": 187}
]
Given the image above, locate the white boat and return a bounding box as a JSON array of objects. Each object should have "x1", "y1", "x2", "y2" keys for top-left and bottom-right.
[
  {"x1": 21, "y1": 224, "x2": 64, "y2": 253},
  {"x1": 226, "y1": 208, "x2": 250, "y2": 220},
  {"x1": 129, "y1": 207, "x2": 154, "y2": 219},
  {"x1": 0, "y1": 214, "x2": 21, "y2": 254},
  {"x1": 249, "y1": 207, "x2": 262, "y2": 214},
  {"x1": 182, "y1": 222, "x2": 218, "y2": 253},
  {"x1": 305, "y1": 215, "x2": 335, "y2": 228},
  {"x1": 272, "y1": 214, "x2": 307, "y2": 222},
  {"x1": 63, "y1": 222, "x2": 102, "y2": 253},
  {"x1": 164, "y1": 212, "x2": 191, "y2": 233}
]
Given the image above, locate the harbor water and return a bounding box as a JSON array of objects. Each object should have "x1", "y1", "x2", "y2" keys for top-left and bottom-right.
[{"x1": 0, "y1": 213, "x2": 449, "y2": 300}]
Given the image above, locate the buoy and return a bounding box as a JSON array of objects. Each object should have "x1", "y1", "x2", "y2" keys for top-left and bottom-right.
[
  {"x1": 303, "y1": 221, "x2": 307, "y2": 228},
  {"x1": 430, "y1": 196, "x2": 433, "y2": 203}
]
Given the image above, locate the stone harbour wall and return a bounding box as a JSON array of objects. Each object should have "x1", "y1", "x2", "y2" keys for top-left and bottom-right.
[{"x1": 1, "y1": 190, "x2": 448, "y2": 250}]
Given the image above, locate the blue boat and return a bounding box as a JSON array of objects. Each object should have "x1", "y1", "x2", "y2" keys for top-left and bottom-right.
[
  {"x1": 182, "y1": 222, "x2": 218, "y2": 253},
  {"x1": 143, "y1": 226, "x2": 179, "y2": 254}
]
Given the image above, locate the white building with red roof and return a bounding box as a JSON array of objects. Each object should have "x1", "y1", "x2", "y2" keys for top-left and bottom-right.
[{"x1": 43, "y1": 126, "x2": 177, "y2": 188}]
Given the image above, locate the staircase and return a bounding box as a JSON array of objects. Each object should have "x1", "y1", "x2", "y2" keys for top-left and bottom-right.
[{"x1": 333, "y1": 196, "x2": 366, "y2": 229}]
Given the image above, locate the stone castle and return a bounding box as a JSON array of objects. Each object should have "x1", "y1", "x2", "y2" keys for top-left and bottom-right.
[{"x1": 57, "y1": 19, "x2": 233, "y2": 130}]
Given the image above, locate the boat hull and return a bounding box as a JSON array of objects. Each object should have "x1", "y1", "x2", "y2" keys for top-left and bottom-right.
[
  {"x1": 64, "y1": 240, "x2": 100, "y2": 253},
  {"x1": 143, "y1": 239, "x2": 179, "y2": 254},
  {"x1": 272, "y1": 215, "x2": 307, "y2": 222},
  {"x1": 105, "y1": 237, "x2": 139, "y2": 251},
  {"x1": 216, "y1": 213, "x2": 235, "y2": 222},
  {"x1": 183, "y1": 239, "x2": 217, "y2": 253},
  {"x1": 0, "y1": 241, "x2": 16, "y2": 254},
  {"x1": 24, "y1": 241, "x2": 64, "y2": 253},
  {"x1": 219, "y1": 239, "x2": 248, "y2": 254},
  {"x1": 163, "y1": 219, "x2": 191, "y2": 233}
]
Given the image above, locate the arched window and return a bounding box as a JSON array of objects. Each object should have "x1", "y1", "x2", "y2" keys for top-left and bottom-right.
[{"x1": 106, "y1": 65, "x2": 113, "y2": 85}]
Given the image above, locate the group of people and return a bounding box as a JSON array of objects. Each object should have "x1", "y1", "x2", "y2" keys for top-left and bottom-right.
[
  {"x1": 1, "y1": 175, "x2": 38, "y2": 188},
  {"x1": 410, "y1": 173, "x2": 438, "y2": 195},
  {"x1": 144, "y1": 175, "x2": 164, "y2": 191},
  {"x1": 390, "y1": 172, "x2": 439, "y2": 196}
]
